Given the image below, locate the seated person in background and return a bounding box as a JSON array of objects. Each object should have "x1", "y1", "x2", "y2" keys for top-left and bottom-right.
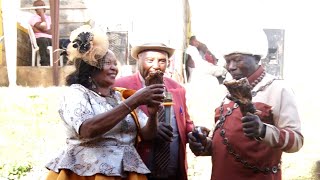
[
  {"x1": 198, "y1": 42, "x2": 218, "y2": 65},
  {"x1": 59, "y1": 38, "x2": 71, "y2": 64},
  {"x1": 185, "y1": 35, "x2": 227, "y2": 83},
  {"x1": 29, "y1": 0, "x2": 52, "y2": 66},
  {"x1": 185, "y1": 36, "x2": 200, "y2": 82}
]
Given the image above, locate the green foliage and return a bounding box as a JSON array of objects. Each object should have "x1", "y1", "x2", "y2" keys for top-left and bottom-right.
[
  {"x1": 0, "y1": 87, "x2": 65, "y2": 179},
  {"x1": 0, "y1": 163, "x2": 32, "y2": 180}
]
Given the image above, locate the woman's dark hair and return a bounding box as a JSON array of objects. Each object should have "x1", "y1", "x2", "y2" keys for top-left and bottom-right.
[{"x1": 65, "y1": 59, "x2": 100, "y2": 88}]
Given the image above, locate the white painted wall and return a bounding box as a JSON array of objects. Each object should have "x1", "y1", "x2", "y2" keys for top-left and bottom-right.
[
  {"x1": 85, "y1": 0, "x2": 185, "y2": 51},
  {"x1": 189, "y1": 0, "x2": 320, "y2": 88},
  {"x1": 85, "y1": 0, "x2": 186, "y2": 77}
]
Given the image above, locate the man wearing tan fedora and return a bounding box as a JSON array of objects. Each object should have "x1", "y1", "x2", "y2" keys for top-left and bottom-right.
[{"x1": 114, "y1": 43, "x2": 196, "y2": 180}]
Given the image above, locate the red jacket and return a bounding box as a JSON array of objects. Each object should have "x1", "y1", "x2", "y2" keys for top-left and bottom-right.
[{"x1": 114, "y1": 72, "x2": 194, "y2": 180}]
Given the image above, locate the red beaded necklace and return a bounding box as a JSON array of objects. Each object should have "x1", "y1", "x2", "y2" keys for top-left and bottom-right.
[{"x1": 250, "y1": 70, "x2": 266, "y2": 89}]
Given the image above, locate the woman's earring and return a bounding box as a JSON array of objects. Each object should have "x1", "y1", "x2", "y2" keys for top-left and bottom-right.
[{"x1": 89, "y1": 77, "x2": 96, "y2": 89}]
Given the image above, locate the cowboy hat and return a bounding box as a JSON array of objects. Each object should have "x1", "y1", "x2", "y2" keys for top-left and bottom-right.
[{"x1": 131, "y1": 43, "x2": 175, "y2": 60}]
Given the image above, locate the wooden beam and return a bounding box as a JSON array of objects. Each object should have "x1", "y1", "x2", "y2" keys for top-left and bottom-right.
[
  {"x1": 20, "y1": 5, "x2": 49, "y2": 10},
  {"x1": 49, "y1": 0, "x2": 60, "y2": 86},
  {"x1": 20, "y1": 6, "x2": 87, "y2": 10},
  {"x1": 0, "y1": 0, "x2": 3, "y2": 65}
]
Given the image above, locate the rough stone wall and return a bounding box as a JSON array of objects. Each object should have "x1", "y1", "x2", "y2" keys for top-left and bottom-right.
[
  {"x1": 0, "y1": 66, "x2": 75, "y2": 87},
  {"x1": 1, "y1": 27, "x2": 31, "y2": 66},
  {"x1": 17, "y1": 27, "x2": 32, "y2": 66}
]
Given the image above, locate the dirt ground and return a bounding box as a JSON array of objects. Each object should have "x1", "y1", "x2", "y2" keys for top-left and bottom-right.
[{"x1": 0, "y1": 76, "x2": 319, "y2": 179}]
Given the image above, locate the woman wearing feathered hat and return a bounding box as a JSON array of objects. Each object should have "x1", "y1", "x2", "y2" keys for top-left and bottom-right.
[{"x1": 45, "y1": 25, "x2": 165, "y2": 180}]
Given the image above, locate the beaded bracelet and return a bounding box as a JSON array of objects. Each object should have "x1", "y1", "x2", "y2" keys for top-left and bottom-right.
[{"x1": 122, "y1": 101, "x2": 132, "y2": 112}]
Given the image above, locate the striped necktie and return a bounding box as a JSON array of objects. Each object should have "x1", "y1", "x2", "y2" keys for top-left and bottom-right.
[{"x1": 152, "y1": 106, "x2": 170, "y2": 177}]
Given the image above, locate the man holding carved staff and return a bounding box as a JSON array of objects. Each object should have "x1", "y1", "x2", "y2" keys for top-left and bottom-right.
[
  {"x1": 188, "y1": 29, "x2": 303, "y2": 180},
  {"x1": 114, "y1": 43, "x2": 195, "y2": 180}
]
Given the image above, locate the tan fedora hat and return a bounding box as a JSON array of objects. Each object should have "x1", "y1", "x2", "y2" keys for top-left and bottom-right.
[{"x1": 131, "y1": 43, "x2": 175, "y2": 60}]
